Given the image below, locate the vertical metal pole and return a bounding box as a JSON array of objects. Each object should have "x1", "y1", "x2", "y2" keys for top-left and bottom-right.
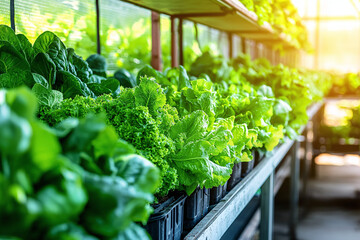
[
  {"x1": 302, "y1": 121, "x2": 313, "y2": 209},
  {"x1": 178, "y1": 18, "x2": 184, "y2": 66},
  {"x1": 241, "y1": 37, "x2": 247, "y2": 54},
  {"x1": 290, "y1": 141, "x2": 300, "y2": 239},
  {"x1": 151, "y1": 12, "x2": 162, "y2": 71},
  {"x1": 10, "y1": 0, "x2": 15, "y2": 31},
  {"x1": 95, "y1": 0, "x2": 101, "y2": 54},
  {"x1": 311, "y1": 104, "x2": 324, "y2": 178},
  {"x1": 254, "y1": 42, "x2": 258, "y2": 59},
  {"x1": 314, "y1": 0, "x2": 321, "y2": 69},
  {"x1": 171, "y1": 16, "x2": 178, "y2": 67},
  {"x1": 228, "y1": 32, "x2": 233, "y2": 59},
  {"x1": 260, "y1": 173, "x2": 274, "y2": 240},
  {"x1": 271, "y1": 50, "x2": 275, "y2": 65}
]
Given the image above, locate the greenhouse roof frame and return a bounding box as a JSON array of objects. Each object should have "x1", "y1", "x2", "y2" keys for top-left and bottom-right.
[{"x1": 120, "y1": 0, "x2": 295, "y2": 48}]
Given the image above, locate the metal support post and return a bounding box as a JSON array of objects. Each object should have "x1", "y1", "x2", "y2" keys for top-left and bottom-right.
[
  {"x1": 228, "y1": 32, "x2": 233, "y2": 59},
  {"x1": 10, "y1": 0, "x2": 15, "y2": 31},
  {"x1": 171, "y1": 16, "x2": 178, "y2": 67},
  {"x1": 290, "y1": 141, "x2": 300, "y2": 239},
  {"x1": 260, "y1": 172, "x2": 274, "y2": 240},
  {"x1": 302, "y1": 121, "x2": 313, "y2": 209},
  {"x1": 151, "y1": 11, "x2": 162, "y2": 71},
  {"x1": 178, "y1": 18, "x2": 184, "y2": 66},
  {"x1": 241, "y1": 37, "x2": 247, "y2": 54},
  {"x1": 311, "y1": 105, "x2": 324, "y2": 178}
]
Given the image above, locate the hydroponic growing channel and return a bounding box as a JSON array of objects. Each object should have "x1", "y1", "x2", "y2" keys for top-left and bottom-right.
[{"x1": 1, "y1": 0, "x2": 360, "y2": 240}]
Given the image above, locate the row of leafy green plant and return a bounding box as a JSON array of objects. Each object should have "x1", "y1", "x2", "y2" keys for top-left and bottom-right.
[
  {"x1": 239, "y1": 0, "x2": 309, "y2": 50},
  {"x1": 0, "y1": 24, "x2": 331, "y2": 239},
  {"x1": 326, "y1": 72, "x2": 360, "y2": 97},
  {"x1": 319, "y1": 101, "x2": 360, "y2": 142},
  {"x1": 0, "y1": 25, "x2": 160, "y2": 239},
  {"x1": 0, "y1": 86, "x2": 160, "y2": 239}
]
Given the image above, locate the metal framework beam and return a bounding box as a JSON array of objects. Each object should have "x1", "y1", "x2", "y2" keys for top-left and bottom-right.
[
  {"x1": 172, "y1": 11, "x2": 231, "y2": 18},
  {"x1": 303, "y1": 16, "x2": 359, "y2": 21}
]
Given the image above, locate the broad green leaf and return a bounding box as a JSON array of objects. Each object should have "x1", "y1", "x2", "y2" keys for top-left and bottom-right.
[
  {"x1": 5, "y1": 86, "x2": 37, "y2": 119},
  {"x1": 172, "y1": 140, "x2": 231, "y2": 194},
  {"x1": 0, "y1": 71, "x2": 34, "y2": 89},
  {"x1": 134, "y1": 77, "x2": 166, "y2": 116},
  {"x1": 35, "y1": 168, "x2": 87, "y2": 227},
  {"x1": 70, "y1": 53, "x2": 93, "y2": 83},
  {"x1": 271, "y1": 99, "x2": 292, "y2": 126},
  {"x1": 32, "y1": 83, "x2": 63, "y2": 108},
  {"x1": 17, "y1": 33, "x2": 34, "y2": 63},
  {"x1": 0, "y1": 25, "x2": 22, "y2": 53},
  {"x1": 31, "y1": 52, "x2": 57, "y2": 86},
  {"x1": 55, "y1": 71, "x2": 94, "y2": 98},
  {"x1": 178, "y1": 65, "x2": 191, "y2": 90},
  {"x1": 29, "y1": 121, "x2": 60, "y2": 174},
  {"x1": 82, "y1": 173, "x2": 153, "y2": 236},
  {"x1": 114, "y1": 222, "x2": 150, "y2": 240},
  {"x1": 0, "y1": 104, "x2": 32, "y2": 156},
  {"x1": 91, "y1": 125, "x2": 120, "y2": 159},
  {"x1": 257, "y1": 85, "x2": 274, "y2": 98},
  {"x1": 33, "y1": 31, "x2": 68, "y2": 71},
  {"x1": 86, "y1": 54, "x2": 107, "y2": 77},
  {"x1": 45, "y1": 223, "x2": 99, "y2": 240},
  {"x1": 170, "y1": 110, "x2": 209, "y2": 144},
  {"x1": 231, "y1": 123, "x2": 249, "y2": 155},
  {"x1": 0, "y1": 41, "x2": 31, "y2": 73},
  {"x1": 32, "y1": 73, "x2": 49, "y2": 89},
  {"x1": 115, "y1": 154, "x2": 160, "y2": 193}
]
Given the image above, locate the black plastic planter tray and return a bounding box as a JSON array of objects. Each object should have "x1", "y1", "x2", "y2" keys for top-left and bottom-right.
[
  {"x1": 145, "y1": 194, "x2": 187, "y2": 240},
  {"x1": 209, "y1": 181, "x2": 228, "y2": 205},
  {"x1": 227, "y1": 162, "x2": 242, "y2": 191},
  {"x1": 241, "y1": 159, "x2": 254, "y2": 178},
  {"x1": 183, "y1": 188, "x2": 210, "y2": 234},
  {"x1": 254, "y1": 150, "x2": 266, "y2": 166}
]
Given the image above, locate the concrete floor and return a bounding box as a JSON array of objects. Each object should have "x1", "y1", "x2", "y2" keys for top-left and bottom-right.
[{"x1": 274, "y1": 156, "x2": 360, "y2": 240}]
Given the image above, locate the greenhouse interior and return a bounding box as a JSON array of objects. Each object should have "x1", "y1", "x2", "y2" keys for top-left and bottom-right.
[{"x1": 2, "y1": 0, "x2": 360, "y2": 239}]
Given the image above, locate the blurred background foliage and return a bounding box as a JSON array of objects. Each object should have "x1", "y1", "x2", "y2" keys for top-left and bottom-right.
[{"x1": 0, "y1": 0, "x2": 225, "y2": 74}]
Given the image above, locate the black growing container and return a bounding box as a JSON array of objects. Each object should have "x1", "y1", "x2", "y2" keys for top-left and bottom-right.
[
  {"x1": 227, "y1": 162, "x2": 242, "y2": 191},
  {"x1": 183, "y1": 188, "x2": 210, "y2": 233},
  {"x1": 254, "y1": 150, "x2": 265, "y2": 166},
  {"x1": 222, "y1": 181, "x2": 228, "y2": 197},
  {"x1": 241, "y1": 151, "x2": 256, "y2": 178},
  {"x1": 241, "y1": 159, "x2": 254, "y2": 178},
  {"x1": 145, "y1": 194, "x2": 187, "y2": 240},
  {"x1": 209, "y1": 181, "x2": 228, "y2": 205}
]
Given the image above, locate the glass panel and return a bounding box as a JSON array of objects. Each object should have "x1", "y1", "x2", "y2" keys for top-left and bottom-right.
[
  {"x1": 99, "y1": 0, "x2": 151, "y2": 73},
  {"x1": 0, "y1": 0, "x2": 10, "y2": 26}
]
